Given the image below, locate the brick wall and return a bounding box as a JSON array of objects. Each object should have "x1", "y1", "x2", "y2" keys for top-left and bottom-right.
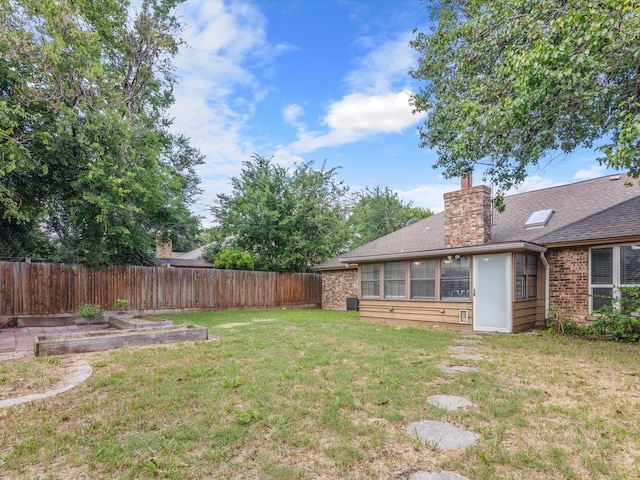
[
  {"x1": 546, "y1": 246, "x2": 589, "y2": 323},
  {"x1": 444, "y1": 185, "x2": 492, "y2": 248},
  {"x1": 321, "y1": 268, "x2": 358, "y2": 310}
]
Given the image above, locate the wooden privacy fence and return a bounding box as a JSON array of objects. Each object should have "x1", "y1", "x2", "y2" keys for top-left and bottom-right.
[{"x1": 0, "y1": 262, "x2": 322, "y2": 316}]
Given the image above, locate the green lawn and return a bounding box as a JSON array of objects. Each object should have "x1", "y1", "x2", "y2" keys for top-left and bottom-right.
[{"x1": 1, "y1": 309, "x2": 638, "y2": 479}]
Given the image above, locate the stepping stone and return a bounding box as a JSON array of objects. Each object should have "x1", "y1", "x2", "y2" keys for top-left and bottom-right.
[
  {"x1": 406, "y1": 420, "x2": 477, "y2": 450},
  {"x1": 449, "y1": 345, "x2": 479, "y2": 353},
  {"x1": 409, "y1": 472, "x2": 472, "y2": 480},
  {"x1": 461, "y1": 334, "x2": 483, "y2": 340},
  {"x1": 450, "y1": 353, "x2": 484, "y2": 361},
  {"x1": 438, "y1": 365, "x2": 479, "y2": 375},
  {"x1": 427, "y1": 395, "x2": 476, "y2": 411}
]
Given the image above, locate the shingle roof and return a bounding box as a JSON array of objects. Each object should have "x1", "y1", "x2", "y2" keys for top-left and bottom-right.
[
  {"x1": 321, "y1": 174, "x2": 640, "y2": 268},
  {"x1": 157, "y1": 258, "x2": 214, "y2": 268}
]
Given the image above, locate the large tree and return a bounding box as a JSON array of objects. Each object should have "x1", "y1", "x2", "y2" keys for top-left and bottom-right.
[
  {"x1": 0, "y1": 0, "x2": 202, "y2": 265},
  {"x1": 349, "y1": 186, "x2": 432, "y2": 249},
  {"x1": 410, "y1": 0, "x2": 640, "y2": 207},
  {"x1": 212, "y1": 155, "x2": 351, "y2": 272}
]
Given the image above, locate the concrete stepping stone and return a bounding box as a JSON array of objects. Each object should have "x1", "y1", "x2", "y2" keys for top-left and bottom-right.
[
  {"x1": 427, "y1": 395, "x2": 476, "y2": 411},
  {"x1": 409, "y1": 472, "x2": 472, "y2": 480},
  {"x1": 450, "y1": 353, "x2": 484, "y2": 361},
  {"x1": 406, "y1": 420, "x2": 476, "y2": 450},
  {"x1": 438, "y1": 365, "x2": 479, "y2": 375},
  {"x1": 449, "y1": 345, "x2": 479, "y2": 353}
]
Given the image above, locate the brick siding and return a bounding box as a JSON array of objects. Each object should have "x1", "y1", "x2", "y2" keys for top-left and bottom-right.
[
  {"x1": 321, "y1": 268, "x2": 358, "y2": 310},
  {"x1": 546, "y1": 246, "x2": 590, "y2": 323},
  {"x1": 444, "y1": 185, "x2": 492, "y2": 248}
]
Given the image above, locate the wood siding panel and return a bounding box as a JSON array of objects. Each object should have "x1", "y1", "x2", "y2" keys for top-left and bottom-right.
[
  {"x1": 359, "y1": 299, "x2": 473, "y2": 331},
  {"x1": 513, "y1": 299, "x2": 538, "y2": 333},
  {"x1": 0, "y1": 262, "x2": 321, "y2": 316}
]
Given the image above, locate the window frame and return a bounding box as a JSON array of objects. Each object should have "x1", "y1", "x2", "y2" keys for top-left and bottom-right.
[
  {"x1": 439, "y1": 256, "x2": 470, "y2": 300},
  {"x1": 410, "y1": 259, "x2": 436, "y2": 299},
  {"x1": 360, "y1": 263, "x2": 380, "y2": 298},
  {"x1": 589, "y1": 244, "x2": 640, "y2": 313},
  {"x1": 383, "y1": 261, "x2": 406, "y2": 298},
  {"x1": 515, "y1": 252, "x2": 538, "y2": 300}
]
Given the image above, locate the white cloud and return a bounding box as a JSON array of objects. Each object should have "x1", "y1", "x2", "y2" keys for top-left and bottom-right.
[
  {"x1": 344, "y1": 32, "x2": 417, "y2": 95},
  {"x1": 277, "y1": 29, "x2": 426, "y2": 156},
  {"x1": 283, "y1": 91, "x2": 426, "y2": 154},
  {"x1": 573, "y1": 164, "x2": 608, "y2": 180},
  {"x1": 169, "y1": 1, "x2": 289, "y2": 225},
  {"x1": 325, "y1": 91, "x2": 422, "y2": 133},
  {"x1": 506, "y1": 175, "x2": 567, "y2": 195},
  {"x1": 395, "y1": 183, "x2": 460, "y2": 213},
  {"x1": 283, "y1": 104, "x2": 304, "y2": 124}
]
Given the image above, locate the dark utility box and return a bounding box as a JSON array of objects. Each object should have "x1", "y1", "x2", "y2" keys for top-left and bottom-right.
[{"x1": 346, "y1": 297, "x2": 359, "y2": 311}]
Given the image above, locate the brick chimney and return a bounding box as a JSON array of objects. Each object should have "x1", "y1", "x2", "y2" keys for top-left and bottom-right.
[{"x1": 444, "y1": 174, "x2": 492, "y2": 248}]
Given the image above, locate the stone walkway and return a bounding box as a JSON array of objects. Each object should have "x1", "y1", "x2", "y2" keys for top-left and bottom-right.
[
  {"x1": 0, "y1": 325, "x2": 103, "y2": 408},
  {"x1": 404, "y1": 334, "x2": 486, "y2": 480},
  {"x1": 0, "y1": 324, "x2": 108, "y2": 362}
]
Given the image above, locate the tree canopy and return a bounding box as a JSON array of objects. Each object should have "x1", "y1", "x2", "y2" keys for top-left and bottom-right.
[
  {"x1": 410, "y1": 0, "x2": 640, "y2": 205},
  {"x1": 349, "y1": 186, "x2": 432, "y2": 249},
  {"x1": 0, "y1": 0, "x2": 202, "y2": 265},
  {"x1": 212, "y1": 155, "x2": 351, "y2": 273}
]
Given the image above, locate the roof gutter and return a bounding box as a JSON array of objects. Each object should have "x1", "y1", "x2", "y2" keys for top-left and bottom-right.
[{"x1": 338, "y1": 241, "x2": 547, "y2": 264}]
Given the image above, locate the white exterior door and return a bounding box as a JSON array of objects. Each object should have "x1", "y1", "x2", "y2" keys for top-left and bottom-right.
[{"x1": 473, "y1": 253, "x2": 512, "y2": 332}]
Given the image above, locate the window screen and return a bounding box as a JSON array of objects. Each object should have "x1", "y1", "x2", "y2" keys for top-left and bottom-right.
[
  {"x1": 384, "y1": 262, "x2": 406, "y2": 298},
  {"x1": 440, "y1": 257, "x2": 470, "y2": 300},
  {"x1": 515, "y1": 253, "x2": 537, "y2": 300},
  {"x1": 361, "y1": 264, "x2": 380, "y2": 298},
  {"x1": 411, "y1": 260, "x2": 436, "y2": 299},
  {"x1": 591, "y1": 247, "x2": 613, "y2": 284}
]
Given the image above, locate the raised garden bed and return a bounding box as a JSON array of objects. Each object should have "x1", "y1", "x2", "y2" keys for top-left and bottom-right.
[
  {"x1": 108, "y1": 315, "x2": 173, "y2": 330},
  {"x1": 33, "y1": 319, "x2": 209, "y2": 357}
]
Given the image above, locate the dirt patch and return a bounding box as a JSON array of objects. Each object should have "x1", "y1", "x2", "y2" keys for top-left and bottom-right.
[
  {"x1": 217, "y1": 322, "x2": 248, "y2": 329},
  {"x1": 0, "y1": 358, "x2": 71, "y2": 401}
]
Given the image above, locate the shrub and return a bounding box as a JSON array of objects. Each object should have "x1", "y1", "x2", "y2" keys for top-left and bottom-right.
[
  {"x1": 77, "y1": 303, "x2": 104, "y2": 319},
  {"x1": 546, "y1": 308, "x2": 584, "y2": 335},
  {"x1": 588, "y1": 287, "x2": 640, "y2": 342},
  {"x1": 115, "y1": 299, "x2": 129, "y2": 311},
  {"x1": 214, "y1": 247, "x2": 255, "y2": 271}
]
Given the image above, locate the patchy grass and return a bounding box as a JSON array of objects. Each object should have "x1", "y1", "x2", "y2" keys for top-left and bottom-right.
[
  {"x1": 0, "y1": 356, "x2": 65, "y2": 401},
  {"x1": 0, "y1": 310, "x2": 639, "y2": 479}
]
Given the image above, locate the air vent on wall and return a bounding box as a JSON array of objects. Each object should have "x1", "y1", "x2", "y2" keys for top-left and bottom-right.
[{"x1": 459, "y1": 309, "x2": 469, "y2": 324}]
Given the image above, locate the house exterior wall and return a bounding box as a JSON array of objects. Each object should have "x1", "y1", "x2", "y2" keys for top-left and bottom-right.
[
  {"x1": 321, "y1": 269, "x2": 358, "y2": 310},
  {"x1": 546, "y1": 246, "x2": 590, "y2": 323},
  {"x1": 358, "y1": 299, "x2": 473, "y2": 331},
  {"x1": 444, "y1": 185, "x2": 492, "y2": 248},
  {"x1": 512, "y1": 255, "x2": 547, "y2": 331}
]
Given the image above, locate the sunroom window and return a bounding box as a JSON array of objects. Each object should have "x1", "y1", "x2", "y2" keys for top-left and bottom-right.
[
  {"x1": 515, "y1": 253, "x2": 538, "y2": 300},
  {"x1": 440, "y1": 257, "x2": 470, "y2": 300},
  {"x1": 361, "y1": 264, "x2": 380, "y2": 298},
  {"x1": 590, "y1": 245, "x2": 640, "y2": 312},
  {"x1": 384, "y1": 262, "x2": 406, "y2": 298},
  {"x1": 411, "y1": 260, "x2": 436, "y2": 299}
]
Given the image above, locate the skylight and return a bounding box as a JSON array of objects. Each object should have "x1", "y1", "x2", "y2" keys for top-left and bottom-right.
[{"x1": 525, "y1": 209, "x2": 554, "y2": 229}]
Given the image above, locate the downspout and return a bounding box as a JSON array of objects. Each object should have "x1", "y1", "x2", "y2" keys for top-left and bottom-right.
[{"x1": 540, "y1": 251, "x2": 550, "y2": 324}]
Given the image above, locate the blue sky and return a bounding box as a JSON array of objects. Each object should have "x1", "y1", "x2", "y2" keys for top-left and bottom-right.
[{"x1": 169, "y1": 0, "x2": 618, "y2": 226}]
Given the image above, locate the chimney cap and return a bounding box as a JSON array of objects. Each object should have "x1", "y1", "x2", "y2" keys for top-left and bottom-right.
[{"x1": 461, "y1": 170, "x2": 473, "y2": 189}]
